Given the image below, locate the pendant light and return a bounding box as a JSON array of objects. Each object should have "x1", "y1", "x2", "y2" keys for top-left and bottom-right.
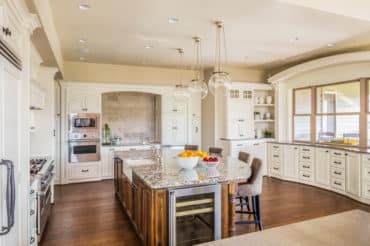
[
  {"x1": 208, "y1": 21, "x2": 231, "y2": 95},
  {"x1": 189, "y1": 37, "x2": 208, "y2": 99},
  {"x1": 173, "y1": 48, "x2": 190, "y2": 98}
]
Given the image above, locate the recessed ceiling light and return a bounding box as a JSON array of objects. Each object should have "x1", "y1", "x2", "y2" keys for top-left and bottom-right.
[
  {"x1": 79, "y1": 57, "x2": 85, "y2": 61},
  {"x1": 81, "y1": 48, "x2": 89, "y2": 53},
  {"x1": 327, "y1": 43, "x2": 335, "y2": 47},
  {"x1": 79, "y1": 38, "x2": 88, "y2": 43},
  {"x1": 168, "y1": 17, "x2": 179, "y2": 24},
  {"x1": 145, "y1": 45, "x2": 153, "y2": 49},
  {"x1": 289, "y1": 37, "x2": 299, "y2": 43},
  {"x1": 79, "y1": 3, "x2": 91, "y2": 10}
]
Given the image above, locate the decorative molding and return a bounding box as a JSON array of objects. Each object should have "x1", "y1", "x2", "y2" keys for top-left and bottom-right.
[
  {"x1": 268, "y1": 51, "x2": 370, "y2": 84},
  {"x1": 4, "y1": 0, "x2": 41, "y2": 33}
]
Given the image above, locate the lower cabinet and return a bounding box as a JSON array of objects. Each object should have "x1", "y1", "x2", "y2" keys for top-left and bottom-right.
[
  {"x1": 267, "y1": 143, "x2": 369, "y2": 205},
  {"x1": 68, "y1": 162, "x2": 101, "y2": 182},
  {"x1": 315, "y1": 148, "x2": 330, "y2": 187},
  {"x1": 346, "y1": 153, "x2": 361, "y2": 197},
  {"x1": 101, "y1": 147, "x2": 114, "y2": 179}
]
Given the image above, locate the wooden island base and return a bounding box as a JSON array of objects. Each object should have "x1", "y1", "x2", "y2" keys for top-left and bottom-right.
[{"x1": 114, "y1": 160, "x2": 241, "y2": 246}]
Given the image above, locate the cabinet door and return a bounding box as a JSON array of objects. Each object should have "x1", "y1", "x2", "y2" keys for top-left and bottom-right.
[
  {"x1": 346, "y1": 153, "x2": 361, "y2": 197},
  {"x1": 250, "y1": 142, "x2": 267, "y2": 175},
  {"x1": 3, "y1": 6, "x2": 22, "y2": 54},
  {"x1": 283, "y1": 145, "x2": 299, "y2": 179},
  {"x1": 67, "y1": 95, "x2": 84, "y2": 113},
  {"x1": 315, "y1": 148, "x2": 330, "y2": 187},
  {"x1": 162, "y1": 111, "x2": 187, "y2": 145},
  {"x1": 67, "y1": 90, "x2": 100, "y2": 113},
  {"x1": 84, "y1": 93, "x2": 100, "y2": 113},
  {"x1": 102, "y1": 148, "x2": 114, "y2": 179}
]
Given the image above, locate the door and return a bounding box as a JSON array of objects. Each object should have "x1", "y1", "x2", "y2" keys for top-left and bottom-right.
[
  {"x1": 346, "y1": 153, "x2": 361, "y2": 197},
  {"x1": 315, "y1": 148, "x2": 330, "y2": 187},
  {"x1": 0, "y1": 60, "x2": 25, "y2": 245},
  {"x1": 283, "y1": 145, "x2": 299, "y2": 179}
]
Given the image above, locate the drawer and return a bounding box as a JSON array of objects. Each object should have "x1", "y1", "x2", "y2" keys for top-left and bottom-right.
[
  {"x1": 330, "y1": 157, "x2": 345, "y2": 169},
  {"x1": 299, "y1": 153, "x2": 313, "y2": 162},
  {"x1": 270, "y1": 165, "x2": 282, "y2": 176},
  {"x1": 299, "y1": 171, "x2": 314, "y2": 182},
  {"x1": 69, "y1": 163, "x2": 100, "y2": 180},
  {"x1": 300, "y1": 146, "x2": 314, "y2": 155},
  {"x1": 361, "y1": 155, "x2": 370, "y2": 165},
  {"x1": 363, "y1": 166, "x2": 370, "y2": 181},
  {"x1": 271, "y1": 152, "x2": 282, "y2": 162},
  {"x1": 270, "y1": 144, "x2": 282, "y2": 151},
  {"x1": 232, "y1": 142, "x2": 247, "y2": 149},
  {"x1": 299, "y1": 162, "x2": 313, "y2": 172},
  {"x1": 330, "y1": 150, "x2": 346, "y2": 158},
  {"x1": 362, "y1": 182, "x2": 370, "y2": 200},
  {"x1": 331, "y1": 167, "x2": 345, "y2": 180},
  {"x1": 331, "y1": 178, "x2": 345, "y2": 191}
]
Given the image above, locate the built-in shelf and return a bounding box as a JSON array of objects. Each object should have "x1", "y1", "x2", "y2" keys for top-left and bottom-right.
[
  {"x1": 254, "y1": 104, "x2": 274, "y2": 107},
  {"x1": 254, "y1": 119, "x2": 275, "y2": 123}
]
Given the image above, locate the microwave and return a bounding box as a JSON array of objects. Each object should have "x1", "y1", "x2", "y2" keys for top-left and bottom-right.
[{"x1": 69, "y1": 113, "x2": 100, "y2": 131}]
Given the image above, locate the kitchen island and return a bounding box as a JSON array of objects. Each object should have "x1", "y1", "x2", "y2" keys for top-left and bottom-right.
[{"x1": 114, "y1": 157, "x2": 251, "y2": 246}]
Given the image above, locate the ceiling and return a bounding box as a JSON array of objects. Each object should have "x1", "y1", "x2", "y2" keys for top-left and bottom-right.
[{"x1": 48, "y1": 0, "x2": 370, "y2": 70}]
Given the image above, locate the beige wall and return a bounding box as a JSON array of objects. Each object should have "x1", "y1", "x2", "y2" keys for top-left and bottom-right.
[{"x1": 63, "y1": 61, "x2": 266, "y2": 85}]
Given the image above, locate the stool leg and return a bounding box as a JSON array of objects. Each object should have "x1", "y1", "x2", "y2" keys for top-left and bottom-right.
[
  {"x1": 245, "y1": 196, "x2": 251, "y2": 212},
  {"x1": 255, "y1": 195, "x2": 263, "y2": 231},
  {"x1": 239, "y1": 197, "x2": 243, "y2": 210},
  {"x1": 251, "y1": 196, "x2": 257, "y2": 223}
]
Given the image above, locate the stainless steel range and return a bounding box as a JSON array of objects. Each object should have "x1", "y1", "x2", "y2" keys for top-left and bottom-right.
[{"x1": 30, "y1": 157, "x2": 55, "y2": 242}]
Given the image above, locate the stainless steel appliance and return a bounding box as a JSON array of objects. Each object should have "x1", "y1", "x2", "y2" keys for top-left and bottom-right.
[
  {"x1": 30, "y1": 157, "x2": 55, "y2": 241},
  {"x1": 0, "y1": 160, "x2": 15, "y2": 236},
  {"x1": 168, "y1": 184, "x2": 221, "y2": 246},
  {"x1": 68, "y1": 113, "x2": 101, "y2": 163},
  {"x1": 69, "y1": 113, "x2": 100, "y2": 131}
]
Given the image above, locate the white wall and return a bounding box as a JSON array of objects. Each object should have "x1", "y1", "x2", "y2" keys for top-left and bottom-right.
[
  {"x1": 30, "y1": 66, "x2": 57, "y2": 157},
  {"x1": 276, "y1": 61, "x2": 370, "y2": 141}
]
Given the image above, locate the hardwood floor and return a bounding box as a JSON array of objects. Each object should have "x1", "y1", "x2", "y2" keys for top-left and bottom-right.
[{"x1": 40, "y1": 178, "x2": 370, "y2": 245}]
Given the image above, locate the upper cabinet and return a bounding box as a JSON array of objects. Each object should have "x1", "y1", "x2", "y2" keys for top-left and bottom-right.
[
  {"x1": 30, "y1": 82, "x2": 45, "y2": 110},
  {"x1": 67, "y1": 89, "x2": 101, "y2": 113}
]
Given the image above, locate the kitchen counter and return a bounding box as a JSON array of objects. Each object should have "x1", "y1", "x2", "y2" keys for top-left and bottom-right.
[
  {"x1": 132, "y1": 157, "x2": 251, "y2": 189},
  {"x1": 102, "y1": 143, "x2": 160, "y2": 148},
  {"x1": 268, "y1": 141, "x2": 370, "y2": 154}
]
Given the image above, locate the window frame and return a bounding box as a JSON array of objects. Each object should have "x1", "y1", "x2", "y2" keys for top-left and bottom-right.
[{"x1": 292, "y1": 78, "x2": 368, "y2": 147}]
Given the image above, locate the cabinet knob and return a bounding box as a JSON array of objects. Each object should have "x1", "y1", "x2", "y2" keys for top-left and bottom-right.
[
  {"x1": 30, "y1": 209, "x2": 35, "y2": 216},
  {"x1": 325, "y1": 150, "x2": 329, "y2": 153},
  {"x1": 81, "y1": 169, "x2": 89, "y2": 173}
]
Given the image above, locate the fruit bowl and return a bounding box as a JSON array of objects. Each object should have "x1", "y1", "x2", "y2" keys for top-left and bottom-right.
[
  {"x1": 202, "y1": 157, "x2": 220, "y2": 168},
  {"x1": 176, "y1": 156, "x2": 199, "y2": 170}
]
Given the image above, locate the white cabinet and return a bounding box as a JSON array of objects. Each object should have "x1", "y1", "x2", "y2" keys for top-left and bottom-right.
[
  {"x1": 1, "y1": 3, "x2": 22, "y2": 55},
  {"x1": 29, "y1": 181, "x2": 37, "y2": 245},
  {"x1": 67, "y1": 89, "x2": 100, "y2": 113},
  {"x1": 101, "y1": 147, "x2": 114, "y2": 179},
  {"x1": 68, "y1": 162, "x2": 101, "y2": 182},
  {"x1": 162, "y1": 98, "x2": 188, "y2": 145},
  {"x1": 283, "y1": 145, "x2": 299, "y2": 180},
  {"x1": 268, "y1": 143, "x2": 283, "y2": 178},
  {"x1": 315, "y1": 148, "x2": 330, "y2": 187},
  {"x1": 346, "y1": 152, "x2": 361, "y2": 197},
  {"x1": 30, "y1": 83, "x2": 45, "y2": 109}
]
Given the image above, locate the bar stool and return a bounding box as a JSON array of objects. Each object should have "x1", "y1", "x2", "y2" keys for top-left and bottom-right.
[
  {"x1": 184, "y1": 144, "x2": 199, "y2": 151},
  {"x1": 209, "y1": 147, "x2": 223, "y2": 157},
  {"x1": 236, "y1": 158, "x2": 263, "y2": 230},
  {"x1": 237, "y1": 152, "x2": 251, "y2": 211}
]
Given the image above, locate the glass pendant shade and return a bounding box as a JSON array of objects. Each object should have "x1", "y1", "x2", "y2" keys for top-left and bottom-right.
[
  {"x1": 190, "y1": 79, "x2": 208, "y2": 99},
  {"x1": 208, "y1": 71, "x2": 231, "y2": 95},
  {"x1": 208, "y1": 21, "x2": 231, "y2": 95}
]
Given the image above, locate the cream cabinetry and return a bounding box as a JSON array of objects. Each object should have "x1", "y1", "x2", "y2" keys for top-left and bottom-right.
[
  {"x1": 283, "y1": 145, "x2": 299, "y2": 180},
  {"x1": 67, "y1": 162, "x2": 101, "y2": 182},
  {"x1": 29, "y1": 181, "x2": 37, "y2": 245},
  {"x1": 0, "y1": 3, "x2": 22, "y2": 54},
  {"x1": 101, "y1": 147, "x2": 115, "y2": 179},
  {"x1": 161, "y1": 97, "x2": 188, "y2": 145},
  {"x1": 315, "y1": 148, "x2": 330, "y2": 187},
  {"x1": 267, "y1": 143, "x2": 369, "y2": 205},
  {"x1": 67, "y1": 89, "x2": 101, "y2": 113}
]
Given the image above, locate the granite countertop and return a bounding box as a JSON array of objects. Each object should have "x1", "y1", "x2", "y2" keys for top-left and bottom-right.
[
  {"x1": 132, "y1": 157, "x2": 251, "y2": 189},
  {"x1": 102, "y1": 143, "x2": 161, "y2": 148},
  {"x1": 268, "y1": 141, "x2": 370, "y2": 154}
]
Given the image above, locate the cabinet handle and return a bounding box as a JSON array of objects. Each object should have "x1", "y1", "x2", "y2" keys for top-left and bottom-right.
[
  {"x1": 302, "y1": 156, "x2": 310, "y2": 160},
  {"x1": 302, "y1": 174, "x2": 310, "y2": 178},
  {"x1": 334, "y1": 181, "x2": 342, "y2": 186},
  {"x1": 273, "y1": 155, "x2": 279, "y2": 158},
  {"x1": 368, "y1": 171, "x2": 370, "y2": 175},
  {"x1": 333, "y1": 152, "x2": 341, "y2": 156},
  {"x1": 81, "y1": 169, "x2": 89, "y2": 173},
  {"x1": 238, "y1": 119, "x2": 245, "y2": 122},
  {"x1": 30, "y1": 209, "x2": 35, "y2": 216},
  {"x1": 30, "y1": 237, "x2": 35, "y2": 244},
  {"x1": 253, "y1": 143, "x2": 259, "y2": 146},
  {"x1": 273, "y1": 146, "x2": 279, "y2": 149},
  {"x1": 345, "y1": 153, "x2": 348, "y2": 156},
  {"x1": 273, "y1": 167, "x2": 279, "y2": 170},
  {"x1": 240, "y1": 134, "x2": 245, "y2": 137},
  {"x1": 172, "y1": 109, "x2": 178, "y2": 112},
  {"x1": 333, "y1": 161, "x2": 342, "y2": 165},
  {"x1": 294, "y1": 147, "x2": 298, "y2": 150},
  {"x1": 302, "y1": 165, "x2": 310, "y2": 169},
  {"x1": 172, "y1": 126, "x2": 178, "y2": 130},
  {"x1": 30, "y1": 189, "x2": 35, "y2": 195},
  {"x1": 302, "y1": 148, "x2": 310, "y2": 151},
  {"x1": 236, "y1": 144, "x2": 243, "y2": 147},
  {"x1": 325, "y1": 150, "x2": 329, "y2": 153},
  {"x1": 334, "y1": 171, "x2": 342, "y2": 175}
]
